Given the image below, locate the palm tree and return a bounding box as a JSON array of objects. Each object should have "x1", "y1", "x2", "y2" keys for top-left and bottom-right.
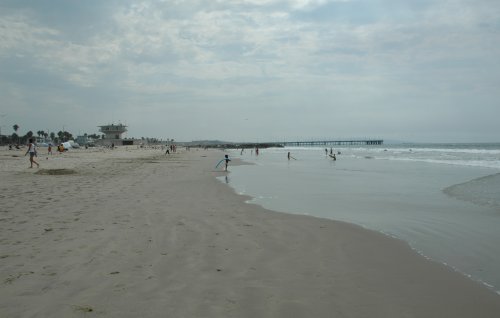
[
  {"x1": 63, "y1": 131, "x2": 73, "y2": 141},
  {"x1": 12, "y1": 124, "x2": 19, "y2": 144},
  {"x1": 23, "y1": 131, "x2": 32, "y2": 144}
]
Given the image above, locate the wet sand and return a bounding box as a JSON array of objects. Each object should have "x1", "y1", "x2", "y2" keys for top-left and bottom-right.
[{"x1": 1, "y1": 146, "x2": 500, "y2": 317}]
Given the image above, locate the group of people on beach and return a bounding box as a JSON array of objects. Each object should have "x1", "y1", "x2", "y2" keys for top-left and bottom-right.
[
  {"x1": 221, "y1": 147, "x2": 340, "y2": 172},
  {"x1": 17, "y1": 138, "x2": 74, "y2": 168},
  {"x1": 165, "y1": 144, "x2": 177, "y2": 155},
  {"x1": 20, "y1": 139, "x2": 339, "y2": 171}
]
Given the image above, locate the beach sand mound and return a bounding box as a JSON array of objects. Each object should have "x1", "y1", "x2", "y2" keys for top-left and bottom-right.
[{"x1": 36, "y1": 168, "x2": 77, "y2": 175}]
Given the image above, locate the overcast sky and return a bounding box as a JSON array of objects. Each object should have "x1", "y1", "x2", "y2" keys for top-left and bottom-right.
[{"x1": 1, "y1": 0, "x2": 499, "y2": 143}]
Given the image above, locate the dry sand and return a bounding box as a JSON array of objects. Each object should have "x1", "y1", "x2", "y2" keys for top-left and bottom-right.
[{"x1": 1, "y1": 145, "x2": 500, "y2": 318}]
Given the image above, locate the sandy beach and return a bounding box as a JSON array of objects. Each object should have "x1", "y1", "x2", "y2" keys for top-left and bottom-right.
[{"x1": 1, "y1": 146, "x2": 500, "y2": 318}]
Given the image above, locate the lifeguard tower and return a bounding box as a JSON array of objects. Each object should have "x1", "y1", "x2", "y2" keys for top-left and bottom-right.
[
  {"x1": 97, "y1": 123, "x2": 135, "y2": 146},
  {"x1": 99, "y1": 123, "x2": 127, "y2": 140}
]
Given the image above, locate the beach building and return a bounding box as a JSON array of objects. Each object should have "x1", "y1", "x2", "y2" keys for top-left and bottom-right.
[
  {"x1": 75, "y1": 135, "x2": 89, "y2": 146},
  {"x1": 35, "y1": 137, "x2": 53, "y2": 145},
  {"x1": 99, "y1": 123, "x2": 127, "y2": 140},
  {"x1": 75, "y1": 135, "x2": 98, "y2": 146},
  {"x1": 97, "y1": 123, "x2": 136, "y2": 146}
]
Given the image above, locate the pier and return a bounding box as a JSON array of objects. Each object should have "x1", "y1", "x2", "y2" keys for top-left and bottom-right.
[
  {"x1": 191, "y1": 139, "x2": 383, "y2": 149},
  {"x1": 282, "y1": 139, "x2": 383, "y2": 146}
]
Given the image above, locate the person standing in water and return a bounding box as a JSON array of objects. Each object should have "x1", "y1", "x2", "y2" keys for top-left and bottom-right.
[
  {"x1": 224, "y1": 154, "x2": 231, "y2": 171},
  {"x1": 288, "y1": 152, "x2": 291, "y2": 160},
  {"x1": 25, "y1": 138, "x2": 40, "y2": 168}
]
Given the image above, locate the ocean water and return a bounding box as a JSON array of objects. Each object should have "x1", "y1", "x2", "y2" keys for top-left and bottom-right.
[{"x1": 218, "y1": 143, "x2": 500, "y2": 293}]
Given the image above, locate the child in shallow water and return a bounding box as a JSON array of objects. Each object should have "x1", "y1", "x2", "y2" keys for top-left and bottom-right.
[{"x1": 224, "y1": 154, "x2": 231, "y2": 171}]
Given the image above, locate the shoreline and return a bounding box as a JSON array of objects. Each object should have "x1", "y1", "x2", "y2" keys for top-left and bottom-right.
[
  {"x1": 221, "y1": 162, "x2": 500, "y2": 295},
  {"x1": 222, "y1": 147, "x2": 500, "y2": 294},
  {"x1": 1, "y1": 146, "x2": 500, "y2": 317},
  {"x1": 221, "y1": 166, "x2": 500, "y2": 296}
]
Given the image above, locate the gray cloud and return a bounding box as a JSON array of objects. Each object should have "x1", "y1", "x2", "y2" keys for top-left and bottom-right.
[{"x1": 1, "y1": 0, "x2": 499, "y2": 142}]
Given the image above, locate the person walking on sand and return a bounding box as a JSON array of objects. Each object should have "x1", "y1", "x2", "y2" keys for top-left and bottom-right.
[{"x1": 25, "y1": 138, "x2": 39, "y2": 168}]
